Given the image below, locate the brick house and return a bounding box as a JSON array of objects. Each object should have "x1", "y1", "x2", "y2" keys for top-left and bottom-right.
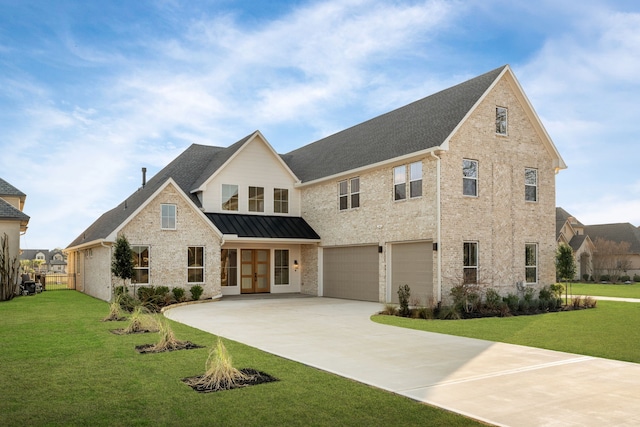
[{"x1": 65, "y1": 65, "x2": 566, "y2": 303}]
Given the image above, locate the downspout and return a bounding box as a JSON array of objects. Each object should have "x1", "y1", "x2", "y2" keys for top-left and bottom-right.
[
  {"x1": 430, "y1": 151, "x2": 442, "y2": 303},
  {"x1": 101, "y1": 241, "x2": 113, "y2": 299}
]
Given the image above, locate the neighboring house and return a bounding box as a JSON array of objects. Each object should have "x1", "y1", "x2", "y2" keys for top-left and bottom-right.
[
  {"x1": 66, "y1": 65, "x2": 566, "y2": 304},
  {"x1": 556, "y1": 207, "x2": 595, "y2": 280},
  {"x1": 556, "y1": 207, "x2": 640, "y2": 280},
  {"x1": 20, "y1": 249, "x2": 68, "y2": 274},
  {"x1": 0, "y1": 178, "x2": 30, "y2": 288}
]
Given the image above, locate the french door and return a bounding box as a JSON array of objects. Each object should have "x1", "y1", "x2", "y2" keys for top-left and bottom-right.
[{"x1": 240, "y1": 249, "x2": 270, "y2": 293}]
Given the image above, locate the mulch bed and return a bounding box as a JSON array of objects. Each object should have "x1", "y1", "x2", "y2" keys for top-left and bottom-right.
[
  {"x1": 102, "y1": 316, "x2": 128, "y2": 322},
  {"x1": 110, "y1": 328, "x2": 158, "y2": 335},
  {"x1": 135, "y1": 342, "x2": 203, "y2": 354},
  {"x1": 182, "y1": 369, "x2": 278, "y2": 393}
]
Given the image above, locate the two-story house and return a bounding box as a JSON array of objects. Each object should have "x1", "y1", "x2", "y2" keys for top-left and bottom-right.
[
  {"x1": 0, "y1": 178, "x2": 30, "y2": 296},
  {"x1": 65, "y1": 65, "x2": 566, "y2": 304}
]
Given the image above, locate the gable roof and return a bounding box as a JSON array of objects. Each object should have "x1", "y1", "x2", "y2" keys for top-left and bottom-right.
[
  {"x1": 585, "y1": 223, "x2": 640, "y2": 254},
  {"x1": 0, "y1": 178, "x2": 26, "y2": 197},
  {"x1": 0, "y1": 197, "x2": 30, "y2": 223},
  {"x1": 282, "y1": 66, "x2": 508, "y2": 183},
  {"x1": 556, "y1": 207, "x2": 585, "y2": 237}
]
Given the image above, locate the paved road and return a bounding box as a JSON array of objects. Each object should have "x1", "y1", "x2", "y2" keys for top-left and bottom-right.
[{"x1": 165, "y1": 297, "x2": 640, "y2": 427}]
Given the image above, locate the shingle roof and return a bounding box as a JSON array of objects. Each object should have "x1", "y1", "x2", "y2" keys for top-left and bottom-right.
[
  {"x1": 282, "y1": 65, "x2": 507, "y2": 183},
  {"x1": 585, "y1": 223, "x2": 640, "y2": 254},
  {"x1": 0, "y1": 197, "x2": 30, "y2": 222},
  {"x1": 568, "y1": 234, "x2": 589, "y2": 252},
  {"x1": 205, "y1": 213, "x2": 320, "y2": 240},
  {"x1": 0, "y1": 178, "x2": 26, "y2": 197}
]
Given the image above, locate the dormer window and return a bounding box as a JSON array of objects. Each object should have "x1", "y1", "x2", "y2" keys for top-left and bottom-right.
[{"x1": 496, "y1": 106, "x2": 507, "y2": 135}]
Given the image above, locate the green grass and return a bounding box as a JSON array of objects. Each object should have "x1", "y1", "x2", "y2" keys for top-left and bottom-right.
[
  {"x1": 568, "y1": 282, "x2": 640, "y2": 298},
  {"x1": 0, "y1": 291, "x2": 480, "y2": 427},
  {"x1": 373, "y1": 300, "x2": 640, "y2": 363}
]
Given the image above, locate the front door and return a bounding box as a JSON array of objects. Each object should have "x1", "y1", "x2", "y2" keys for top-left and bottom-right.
[{"x1": 241, "y1": 249, "x2": 270, "y2": 293}]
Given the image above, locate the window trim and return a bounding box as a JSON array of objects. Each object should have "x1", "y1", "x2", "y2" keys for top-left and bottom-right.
[
  {"x1": 248, "y1": 186, "x2": 265, "y2": 212},
  {"x1": 132, "y1": 245, "x2": 150, "y2": 285},
  {"x1": 273, "y1": 188, "x2": 289, "y2": 214},
  {"x1": 463, "y1": 159, "x2": 478, "y2": 197},
  {"x1": 338, "y1": 177, "x2": 360, "y2": 210},
  {"x1": 160, "y1": 204, "x2": 176, "y2": 230},
  {"x1": 221, "y1": 249, "x2": 238, "y2": 287},
  {"x1": 221, "y1": 184, "x2": 239, "y2": 211},
  {"x1": 409, "y1": 161, "x2": 422, "y2": 198},
  {"x1": 187, "y1": 246, "x2": 205, "y2": 284},
  {"x1": 274, "y1": 249, "x2": 290, "y2": 286},
  {"x1": 350, "y1": 177, "x2": 360, "y2": 208},
  {"x1": 496, "y1": 106, "x2": 508, "y2": 135},
  {"x1": 463, "y1": 241, "x2": 478, "y2": 285},
  {"x1": 525, "y1": 243, "x2": 538, "y2": 284},
  {"x1": 394, "y1": 165, "x2": 407, "y2": 201},
  {"x1": 525, "y1": 168, "x2": 538, "y2": 202}
]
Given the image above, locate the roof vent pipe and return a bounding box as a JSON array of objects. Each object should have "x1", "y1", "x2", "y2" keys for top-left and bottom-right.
[{"x1": 142, "y1": 167, "x2": 147, "y2": 188}]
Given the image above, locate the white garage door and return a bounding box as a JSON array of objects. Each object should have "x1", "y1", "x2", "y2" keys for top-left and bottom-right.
[
  {"x1": 391, "y1": 241, "x2": 433, "y2": 304},
  {"x1": 323, "y1": 245, "x2": 379, "y2": 302}
]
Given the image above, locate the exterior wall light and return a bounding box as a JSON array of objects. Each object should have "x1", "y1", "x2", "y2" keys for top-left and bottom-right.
[{"x1": 293, "y1": 260, "x2": 299, "y2": 271}]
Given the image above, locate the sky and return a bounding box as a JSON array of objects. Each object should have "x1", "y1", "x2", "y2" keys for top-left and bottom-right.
[{"x1": 1, "y1": 0, "x2": 639, "y2": 250}]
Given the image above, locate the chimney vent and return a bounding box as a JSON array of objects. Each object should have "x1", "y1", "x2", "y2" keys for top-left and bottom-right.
[{"x1": 142, "y1": 167, "x2": 147, "y2": 188}]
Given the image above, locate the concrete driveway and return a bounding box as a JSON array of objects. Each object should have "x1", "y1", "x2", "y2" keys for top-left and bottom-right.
[{"x1": 165, "y1": 296, "x2": 640, "y2": 427}]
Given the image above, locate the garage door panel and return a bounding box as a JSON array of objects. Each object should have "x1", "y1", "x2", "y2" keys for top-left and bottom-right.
[
  {"x1": 323, "y1": 246, "x2": 379, "y2": 302},
  {"x1": 391, "y1": 242, "x2": 433, "y2": 305}
]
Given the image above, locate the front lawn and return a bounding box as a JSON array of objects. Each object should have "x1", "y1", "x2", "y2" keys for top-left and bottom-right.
[
  {"x1": 0, "y1": 291, "x2": 480, "y2": 427},
  {"x1": 373, "y1": 300, "x2": 640, "y2": 363},
  {"x1": 568, "y1": 282, "x2": 640, "y2": 299}
]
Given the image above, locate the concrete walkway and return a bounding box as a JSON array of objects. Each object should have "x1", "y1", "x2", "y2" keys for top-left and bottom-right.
[{"x1": 165, "y1": 297, "x2": 640, "y2": 427}]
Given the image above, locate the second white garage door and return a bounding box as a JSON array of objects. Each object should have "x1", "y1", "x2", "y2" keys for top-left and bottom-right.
[{"x1": 322, "y1": 245, "x2": 379, "y2": 302}]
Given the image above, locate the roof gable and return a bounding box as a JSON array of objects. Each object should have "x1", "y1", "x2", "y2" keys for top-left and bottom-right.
[
  {"x1": 0, "y1": 197, "x2": 30, "y2": 223},
  {"x1": 0, "y1": 178, "x2": 26, "y2": 197}
]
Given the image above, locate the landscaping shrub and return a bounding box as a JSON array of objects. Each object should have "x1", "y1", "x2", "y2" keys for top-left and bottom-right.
[
  {"x1": 172, "y1": 287, "x2": 185, "y2": 302},
  {"x1": 450, "y1": 284, "x2": 481, "y2": 314},
  {"x1": 484, "y1": 288, "x2": 502, "y2": 313},
  {"x1": 599, "y1": 274, "x2": 610, "y2": 282},
  {"x1": 538, "y1": 286, "x2": 552, "y2": 300},
  {"x1": 634, "y1": 274, "x2": 640, "y2": 283},
  {"x1": 156, "y1": 286, "x2": 170, "y2": 297},
  {"x1": 380, "y1": 303, "x2": 397, "y2": 316},
  {"x1": 583, "y1": 274, "x2": 591, "y2": 282},
  {"x1": 190, "y1": 285, "x2": 204, "y2": 301},
  {"x1": 397, "y1": 285, "x2": 411, "y2": 317},
  {"x1": 619, "y1": 275, "x2": 631, "y2": 283},
  {"x1": 503, "y1": 293, "x2": 519, "y2": 313},
  {"x1": 550, "y1": 283, "x2": 564, "y2": 298}
]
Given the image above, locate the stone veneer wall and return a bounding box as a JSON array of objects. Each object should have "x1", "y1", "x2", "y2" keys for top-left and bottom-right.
[
  {"x1": 300, "y1": 157, "x2": 439, "y2": 302},
  {"x1": 120, "y1": 183, "x2": 222, "y2": 299},
  {"x1": 438, "y1": 76, "x2": 557, "y2": 302},
  {"x1": 300, "y1": 244, "x2": 318, "y2": 295}
]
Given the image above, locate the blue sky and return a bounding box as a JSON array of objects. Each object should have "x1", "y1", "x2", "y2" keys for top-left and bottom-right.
[{"x1": 1, "y1": 0, "x2": 639, "y2": 249}]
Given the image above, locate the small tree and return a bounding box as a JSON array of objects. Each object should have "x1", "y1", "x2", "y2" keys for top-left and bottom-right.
[
  {"x1": 0, "y1": 233, "x2": 19, "y2": 301},
  {"x1": 111, "y1": 234, "x2": 134, "y2": 297},
  {"x1": 556, "y1": 243, "x2": 576, "y2": 305}
]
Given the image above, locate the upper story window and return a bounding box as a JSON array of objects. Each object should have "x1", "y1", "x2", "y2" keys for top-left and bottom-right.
[
  {"x1": 274, "y1": 188, "x2": 289, "y2": 213},
  {"x1": 338, "y1": 177, "x2": 360, "y2": 210},
  {"x1": 463, "y1": 241, "x2": 478, "y2": 284},
  {"x1": 525, "y1": 243, "x2": 538, "y2": 284},
  {"x1": 222, "y1": 184, "x2": 238, "y2": 211},
  {"x1": 36, "y1": 252, "x2": 45, "y2": 260},
  {"x1": 248, "y1": 186, "x2": 264, "y2": 212},
  {"x1": 463, "y1": 159, "x2": 478, "y2": 197},
  {"x1": 132, "y1": 245, "x2": 149, "y2": 284},
  {"x1": 525, "y1": 168, "x2": 538, "y2": 202},
  {"x1": 496, "y1": 106, "x2": 507, "y2": 135},
  {"x1": 161, "y1": 204, "x2": 176, "y2": 230},
  {"x1": 187, "y1": 246, "x2": 204, "y2": 283},
  {"x1": 394, "y1": 161, "x2": 422, "y2": 201}
]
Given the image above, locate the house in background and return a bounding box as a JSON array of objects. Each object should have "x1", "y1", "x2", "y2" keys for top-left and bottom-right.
[
  {"x1": 66, "y1": 65, "x2": 566, "y2": 304},
  {"x1": 556, "y1": 207, "x2": 640, "y2": 280},
  {"x1": 0, "y1": 178, "x2": 30, "y2": 289},
  {"x1": 20, "y1": 249, "x2": 67, "y2": 274}
]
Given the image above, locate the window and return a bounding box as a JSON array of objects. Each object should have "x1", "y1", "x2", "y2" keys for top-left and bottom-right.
[
  {"x1": 394, "y1": 165, "x2": 406, "y2": 201},
  {"x1": 187, "y1": 246, "x2": 204, "y2": 283},
  {"x1": 525, "y1": 244, "x2": 537, "y2": 284},
  {"x1": 132, "y1": 245, "x2": 149, "y2": 284},
  {"x1": 496, "y1": 106, "x2": 507, "y2": 135},
  {"x1": 222, "y1": 184, "x2": 238, "y2": 211},
  {"x1": 463, "y1": 159, "x2": 478, "y2": 196},
  {"x1": 161, "y1": 204, "x2": 176, "y2": 229},
  {"x1": 221, "y1": 249, "x2": 237, "y2": 287},
  {"x1": 274, "y1": 188, "x2": 289, "y2": 213},
  {"x1": 525, "y1": 168, "x2": 538, "y2": 202},
  {"x1": 338, "y1": 178, "x2": 360, "y2": 210},
  {"x1": 274, "y1": 249, "x2": 289, "y2": 285},
  {"x1": 463, "y1": 242, "x2": 478, "y2": 284},
  {"x1": 409, "y1": 162, "x2": 422, "y2": 198},
  {"x1": 36, "y1": 252, "x2": 45, "y2": 260},
  {"x1": 249, "y1": 186, "x2": 264, "y2": 212}
]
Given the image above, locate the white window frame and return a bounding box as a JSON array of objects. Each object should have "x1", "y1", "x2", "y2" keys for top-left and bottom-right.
[
  {"x1": 132, "y1": 245, "x2": 150, "y2": 285},
  {"x1": 394, "y1": 165, "x2": 407, "y2": 201},
  {"x1": 274, "y1": 188, "x2": 289, "y2": 214},
  {"x1": 161, "y1": 204, "x2": 176, "y2": 230},
  {"x1": 221, "y1": 184, "x2": 239, "y2": 211},
  {"x1": 525, "y1": 168, "x2": 538, "y2": 202},
  {"x1": 221, "y1": 249, "x2": 238, "y2": 287},
  {"x1": 409, "y1": 161, "x2": 422, "y2": 198},
  {"x1": 187, "y1": 246, "x2": 205, "y2": 284},
  {"x1": 350, "y1": 177, "x2": 360, "y2": 208},
  {"x1": 525, "y1": 243, "x2": 538, "y2": 284},
  {"x1": 338, "y1": 178, "x2": 360, "y2": 210},
  {"x1": 274, "y1": 249, "x2": 290, "y2": 286},
  {"x1": 463, "y1": 241, "x2": 478, "y2": 285},
  {"x1": 248, "y1": 186, "x2": 264, "y2": 212},
  {"x1": 496, "y1": 106, "x2": 508, "y2": 135},
  {"x1": 463, "y1": 159, "x2": 478, "y2": 197}
]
